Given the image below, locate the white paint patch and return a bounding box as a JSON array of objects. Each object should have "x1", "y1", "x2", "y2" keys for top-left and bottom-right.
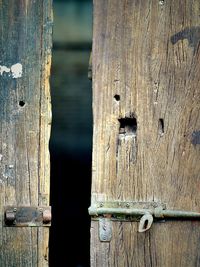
[
  {"x1": 10, "y1": 63, "x2": 23, "y2": 78},
  {"x1": 0, "y1": 65, "x2": 10, "y2": 75},
  {"x1": 8, "y1": 165, "x2": 14, "y2": 169},
  {"x1": 0, "y1": 63, "x2": 23, "y2": 78},
  {"x1": 0, "y1": 154, "x2": 2, "y2": 161}
]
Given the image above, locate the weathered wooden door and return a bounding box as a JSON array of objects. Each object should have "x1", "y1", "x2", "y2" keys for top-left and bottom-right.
[
  {"x1": 90, "y1": 0, "x2": 200, "y2": 266},
  {"x1": 0, "y1": 1, "x2": 52, "y2": 266}
]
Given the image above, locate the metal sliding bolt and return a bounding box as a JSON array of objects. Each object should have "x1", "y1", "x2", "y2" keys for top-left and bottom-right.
[
  {"x1": 89, "y1": 206, "x2": 200, "y2": 233},
  {"x1": 89, "y1": 207, "x2": 200, "y2": 219}
]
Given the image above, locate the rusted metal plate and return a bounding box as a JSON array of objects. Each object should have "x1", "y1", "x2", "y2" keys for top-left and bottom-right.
[{"x1": 4, "y1": 206, "x2": 51, "y2": 227}]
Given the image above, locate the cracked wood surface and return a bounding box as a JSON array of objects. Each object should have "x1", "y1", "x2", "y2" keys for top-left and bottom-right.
[
  {"x1": 0, "y1": 1, "x2": 52, "y2": 266},
  {"x1": 91, "y1": 0, "x2": 200, "y2": 266}
]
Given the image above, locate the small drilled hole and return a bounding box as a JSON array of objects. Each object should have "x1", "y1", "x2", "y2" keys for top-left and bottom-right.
[
  {"x1": 19, "y1": 101, "x2": 25, "y2": 107},
  {"x1": 114, "y1": 94, "x2": 120, "y2": 101}
]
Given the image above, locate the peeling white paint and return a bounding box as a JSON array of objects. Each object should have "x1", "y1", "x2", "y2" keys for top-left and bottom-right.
[
  {"x1": 11, "y1": 63, "x2": 23, "y2": 78},
  {"x1": 0, "y1": 154, "x2": 2, "y2": 161},
  {"x1": 2, "y1": 143, "x2": 7, "y2": 149},
  {"x1": 0, "y1": 65, "x2": 10, "y2": 75},
  {"x1": 0, "y1": 63, "x2": 23, "y2": 78},
  {"x1": 8, "y1": 165, "x2": 14, "y2": 169},
  {"x1": 3, "y1": 173, "x2": 8, "y2": 179}
]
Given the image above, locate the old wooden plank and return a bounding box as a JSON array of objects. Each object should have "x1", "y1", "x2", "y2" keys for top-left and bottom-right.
[
  {"x1": 0, "y1": 1, "x2": 52, "y2": 266},
  {"x1": 91, "y1": 0, "x2": 200, "y2": 266}
]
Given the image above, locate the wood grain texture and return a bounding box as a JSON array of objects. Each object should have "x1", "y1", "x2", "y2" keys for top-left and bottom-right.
[
  {"x1": 0, "y1": 1, "x2": 52, "y2": 266},
  {"x1": 91, "y1": 0, "x2": 200, "y2": 266}
]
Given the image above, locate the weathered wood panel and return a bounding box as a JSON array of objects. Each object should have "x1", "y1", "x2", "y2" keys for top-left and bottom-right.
[
  {"x1": 91, "y1": 0, "x2": 200, "y2": 266},
  {"x1": 0, "y1": 1, "x2": 52, "y2": 266}
]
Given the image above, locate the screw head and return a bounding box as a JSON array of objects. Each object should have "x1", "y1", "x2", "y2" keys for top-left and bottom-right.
[{"x1": 103, "y1": 224, "x2": 107, "y2": 231}]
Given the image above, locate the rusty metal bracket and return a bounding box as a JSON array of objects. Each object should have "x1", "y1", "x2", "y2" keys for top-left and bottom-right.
[
  {"x1": 89, "y1": 201, "x2": 200, "y2": 241},
  {"x1": 4, "y1": 206, "x2": 51, "y2": 227}
]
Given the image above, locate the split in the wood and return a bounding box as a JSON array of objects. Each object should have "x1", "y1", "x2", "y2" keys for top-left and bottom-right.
[{"x1": 158, "y1": 118, "x2": 164, "y2": 136}]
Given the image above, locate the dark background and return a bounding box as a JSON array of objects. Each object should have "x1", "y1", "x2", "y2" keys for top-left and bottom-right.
[{"x1": 49, "y1": 0, "x2": 92, "y2": 266}]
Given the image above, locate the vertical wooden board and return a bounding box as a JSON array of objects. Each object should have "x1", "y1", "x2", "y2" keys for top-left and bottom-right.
[
  {"x1": 91, "y1": 0, "x2": 200, "y2": 266},
  {"x1": 0, "y1": 1, "x2": 52, "y2": 266}
]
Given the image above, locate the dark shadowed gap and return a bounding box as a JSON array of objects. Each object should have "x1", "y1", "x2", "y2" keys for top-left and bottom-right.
[
  {"x1": 118, "y1": 117, "x2": 137, "y2": 135},
  {"x1": 49, "y1": 1, "x2": 92, "y2": 266}
]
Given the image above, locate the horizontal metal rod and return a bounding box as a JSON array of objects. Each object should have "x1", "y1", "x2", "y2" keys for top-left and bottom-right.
[
  {"x1": 88, "y1": 206, "x2": 200, "y2": 219},
  {"x1": 162, "y1": 210, "x2": 200, "y2": 218},
  {"x1": 89, "y1": 207, "x2": 152, "y2": 216}
]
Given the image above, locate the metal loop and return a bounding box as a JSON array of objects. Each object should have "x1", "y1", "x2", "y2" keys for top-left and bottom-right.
[{"x1": 138, "y1": 213, "x2": 153, "y2": 233}]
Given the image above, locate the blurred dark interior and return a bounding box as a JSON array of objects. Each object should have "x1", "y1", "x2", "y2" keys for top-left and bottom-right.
[{"x1": 49, "y1": 0, "x2": 92, "y2": 266}]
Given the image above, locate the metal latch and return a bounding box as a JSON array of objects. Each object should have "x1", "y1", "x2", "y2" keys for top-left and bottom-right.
[
  {"x1": 4, "y1": 206, "x2": 51, "y2": 227},
  {"x1": 89, "y1": 201, "x2": 200, "y2": 242}
]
